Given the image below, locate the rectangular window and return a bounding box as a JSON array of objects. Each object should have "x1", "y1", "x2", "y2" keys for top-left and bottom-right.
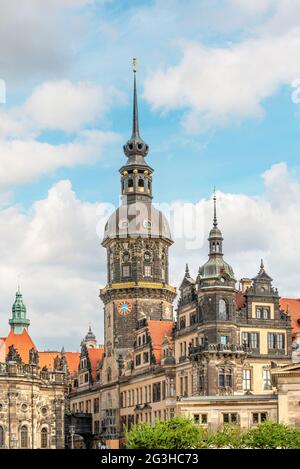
[
  {"x1": 263, "y1": 307, "x2": 270, "y2": 319},
  {"x1": 94, "y1": 398, "x2": 99, "y2": 414},
  {"x1": 153, "y1": 383, "x2": 161, "y2": 402},
  {"x1": 122, "y1": 265, "x2": 130, "y2": 277},
  {"x1": 268, "y1": 333, "x2": 285, "y2": 350},
  {"x1": 162, "y1": 381, "x2": 166, "y2": 400},
  {"x1": 201, "y1": 414, "x2": 208, "y2": 424},
  {"x1": 223, "y1": 413, "x2": 238, "y2": 424},
  {"x1": 256, "y1": 307, "x2": 262, "y2": 319},
  {"x1": 190, "y1": 314, "x2": 197, "y2": 326},
  {"x1": 263, "y1": 369, "x2": 272, "y2": 390},
  {"x1": 243, "y1": 369, "x2": 252, "y2": 391},
  {"x1": 277, "y1": 334, "x2": 284, "y2": 350},
  {"x1": 143, "y1": 351, "x2": 149, "y2": 363},
  {"x1": 268, "y1": 333, "x2": 276, "y2": 349},
  {"x1": 242, "y1": 332, "x2": 259, "y2": 349},
  {"x1": 252, "y1": 412, "x2": 267, "y2": 425},
  {"x1": 144, "y1": 265, "x2": 152, "y2": 277},
  {"x1": 184, "y1": 376, "x2": 188, "y2": 396},
  {"x1": 220, "y1": 335, "x2": 228, "y2": 345},
  {"x1": 194, "y1": 414, "x2": 200, "y2": 424},
  {"x1": 180, "y1": 377, "x2": 184, "y2": 396},
  {"x1": 135, "y1": 354, "x2": 141, "y2": 366}
]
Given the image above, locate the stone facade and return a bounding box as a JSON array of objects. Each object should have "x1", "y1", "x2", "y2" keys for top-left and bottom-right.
[{"x1": 0, "y1": 361, "x2": 65, "y2": 449}]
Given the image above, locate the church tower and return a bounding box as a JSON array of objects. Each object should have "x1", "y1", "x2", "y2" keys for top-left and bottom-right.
[
  {"x1": 196, "y1": 191, "x2": 238, "y2": 344},
  {"x1": 100, "y1": 59, "x2": 176, "y2": 380},
  {"x1": 9, "y1": 287, "x2": 30, "y2": 334}
]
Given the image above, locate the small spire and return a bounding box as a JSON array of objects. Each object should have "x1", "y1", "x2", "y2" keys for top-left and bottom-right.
[
  {"x1": 260, "y1": 259, "x2": 264, "y2": 270},
  {"x1": 185, "y1": 263, "x2": 190, "y2": 277},
  {"x1": 213, "y1": 186, "x2": 218, "y2": 228},
  {"x1": 132, "y1": 56, "x2": 139, "y2": 139}
]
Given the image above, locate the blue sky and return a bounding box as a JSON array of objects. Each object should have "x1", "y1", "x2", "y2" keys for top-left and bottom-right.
[{"x1": 1, "y1": 0, "x2": 300, "y2": 350}]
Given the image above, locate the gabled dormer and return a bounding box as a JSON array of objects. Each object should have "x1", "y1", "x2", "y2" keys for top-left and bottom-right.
[{"x1": 178, "y1": 264, "x2": 196, "y2": 307}]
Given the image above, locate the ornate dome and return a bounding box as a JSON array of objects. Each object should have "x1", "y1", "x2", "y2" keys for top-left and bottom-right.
[
  {"x1": 198, "y1": 256, "x2": 235, "y2": 281},
  {"x1": 103, "y1": 202, "x2": 172, "y2": 243}
]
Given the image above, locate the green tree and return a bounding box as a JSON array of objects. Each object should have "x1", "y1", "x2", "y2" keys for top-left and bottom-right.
[
  {"x1": 243, "y1": 421, "x2": 300, "y2": 449},
  {"x1": 207, "y1": 424, "x2": 245, "y2": 448},
  {"x1": 125, "y1": 417, "x2": 207, "y2": 449}
]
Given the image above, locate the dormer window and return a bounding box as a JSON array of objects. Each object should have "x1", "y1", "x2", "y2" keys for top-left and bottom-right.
[{"x1": 256, "y1": 306, "x2": 270, "y2": 319}]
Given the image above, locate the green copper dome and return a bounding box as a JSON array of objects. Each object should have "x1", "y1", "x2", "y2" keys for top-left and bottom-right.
[
  {"x1": 198, "y1": 256, "x2": 235, "y2": 281},
  {"x1": 198, "y1": 191, "x2": 235, "y2": 283},
  {"x1": 9, "y1": 287, "x2": 30, "y2": 334}
]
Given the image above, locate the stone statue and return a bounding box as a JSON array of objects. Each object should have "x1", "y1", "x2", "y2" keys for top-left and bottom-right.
[
  {"x1": 54, "y1": 355, "x2": 63, "y2": 371},
  {"x1": 29, "y1": 347, "x2": 39, "y2": 366},
  {"x1": 6, "y1": 345, "x2": 21, "y2": 363}
]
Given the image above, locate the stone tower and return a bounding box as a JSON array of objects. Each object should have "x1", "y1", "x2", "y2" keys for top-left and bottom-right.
[
  {"x1": 197, "y1": 192, "x2": 238, "y2": 344},
  {"x1": 100, "y1": 58, "x2": 176, "y2": 377},
  {"x1": 8, "y1": 287, "x2": 30, "y2": 334}
]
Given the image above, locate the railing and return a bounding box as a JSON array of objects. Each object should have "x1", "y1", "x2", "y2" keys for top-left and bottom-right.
[{"x1": 189, "y1": 343, "x2": 248, "y2": 356}]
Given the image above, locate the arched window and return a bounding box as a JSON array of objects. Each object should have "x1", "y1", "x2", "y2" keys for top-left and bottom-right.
[
  {"x1": 127, "y1": 179, "x2": 133, "y2": 192},
  {"x1": 0, "y1": 426, "x2": 4, "y2": 448},
  {"x1": 20, "y1": 426, "x2": 28, "y2": 448},
  {"x1": 138, "y1": 178, "x2": 144, "y2": 187},
  {"x1": 107, "y1": 367, "x2": 112, "y2": 383},
  {"x1": 148, "y1": 180, "x2": 151, "y2": 192},
  {"x1": 216, "y1": 242, "x2": 220, "y2": 252},
  {"x1": 212, "y1": 242, "x2": 216, "y2": 252},
  {"x1": 219, "y1": 299, "x2": 229, "y2": 321},
  {"x1": 41, "y1": 428, "x2": 48, "y2": 449}
]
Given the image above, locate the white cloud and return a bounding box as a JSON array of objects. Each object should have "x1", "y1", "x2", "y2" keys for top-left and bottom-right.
[
  {"x1": 0, "y1": 80, "x2": 122, "y2": 187},
  {"x1": 169, "y1": 162, "x2": 300, "y2": 299},
  {"x1": 144, "y1": 30, "x2": 300, "y2": 131},
  {"x1": 21, "y1": 80, "x2": 111, "y2": 133}
]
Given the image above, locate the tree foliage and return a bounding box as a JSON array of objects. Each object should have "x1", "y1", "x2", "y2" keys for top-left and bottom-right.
[
  {"x1": 125, "y1": 417, "x2": 207, "y2": 449},
  {"x1": 125, "y1": 417, "x2": 300, "y2": 449}
]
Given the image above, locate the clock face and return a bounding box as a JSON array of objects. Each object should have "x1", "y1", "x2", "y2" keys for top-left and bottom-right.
[{"x1": 117, "y1": 301, "x2": 132, "y2": 316}]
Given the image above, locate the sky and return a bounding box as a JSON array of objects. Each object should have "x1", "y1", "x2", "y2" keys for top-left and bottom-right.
[{"x1": 1, "y1": 0, "x2": 300, "y2": 350}]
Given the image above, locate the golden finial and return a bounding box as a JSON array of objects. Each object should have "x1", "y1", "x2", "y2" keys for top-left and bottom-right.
[{"x1": 133, "y1": 57, "x2": 137, "y2": 73}]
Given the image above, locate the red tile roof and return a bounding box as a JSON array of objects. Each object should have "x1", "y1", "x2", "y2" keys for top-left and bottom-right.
[
  {"x1": 235, "y1": 291, "x2": 246, "y2": 310},
  {"x1": 87, "y1": 347, "x2": 104, "y2": 380},
  {"x1": 4, "y1": 329, "x2": 36, "y2": 363},
  {"x1": 39, "y1": 351, "x2": 80, "y2": 376},
  {"x1": 65, "y1": 352, "x2": 80, "y2": 377},
  {"x1": 280, "y1": 298, "x2": 300, "y2": 339},
  {"x1": 147, "y1": 320, "x2": 174, "y2": 364}
]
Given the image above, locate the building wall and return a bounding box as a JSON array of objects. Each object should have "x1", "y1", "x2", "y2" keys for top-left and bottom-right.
[
  {"x1": 177, "y1": 397, "x2": 278, "y2": 430},
  {"x1": 0, "y1": 363, "x2": 65, "y2": 449}
]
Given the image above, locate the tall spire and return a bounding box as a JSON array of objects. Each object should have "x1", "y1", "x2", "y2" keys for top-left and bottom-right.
[
  {"x1": 123, "y1": 57, "x2": 149, "y2": 161},
  {"x1": 213, "y1": 186, "x2": 218, "y2": 228}
]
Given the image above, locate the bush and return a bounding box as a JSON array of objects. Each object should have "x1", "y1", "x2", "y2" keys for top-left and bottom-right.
[
  {"x1": 125, "y1": 417, "x2": 208, "y2": 449},
  {"x1": 125, "y1": 417, "x2": 300, "y2": 449},
  {"x1": 243, "y1": 421, "x2": 300, "y2": 449},
  {"x1": 207, "y1": 424, "x2": 245, "y2": 448}
]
